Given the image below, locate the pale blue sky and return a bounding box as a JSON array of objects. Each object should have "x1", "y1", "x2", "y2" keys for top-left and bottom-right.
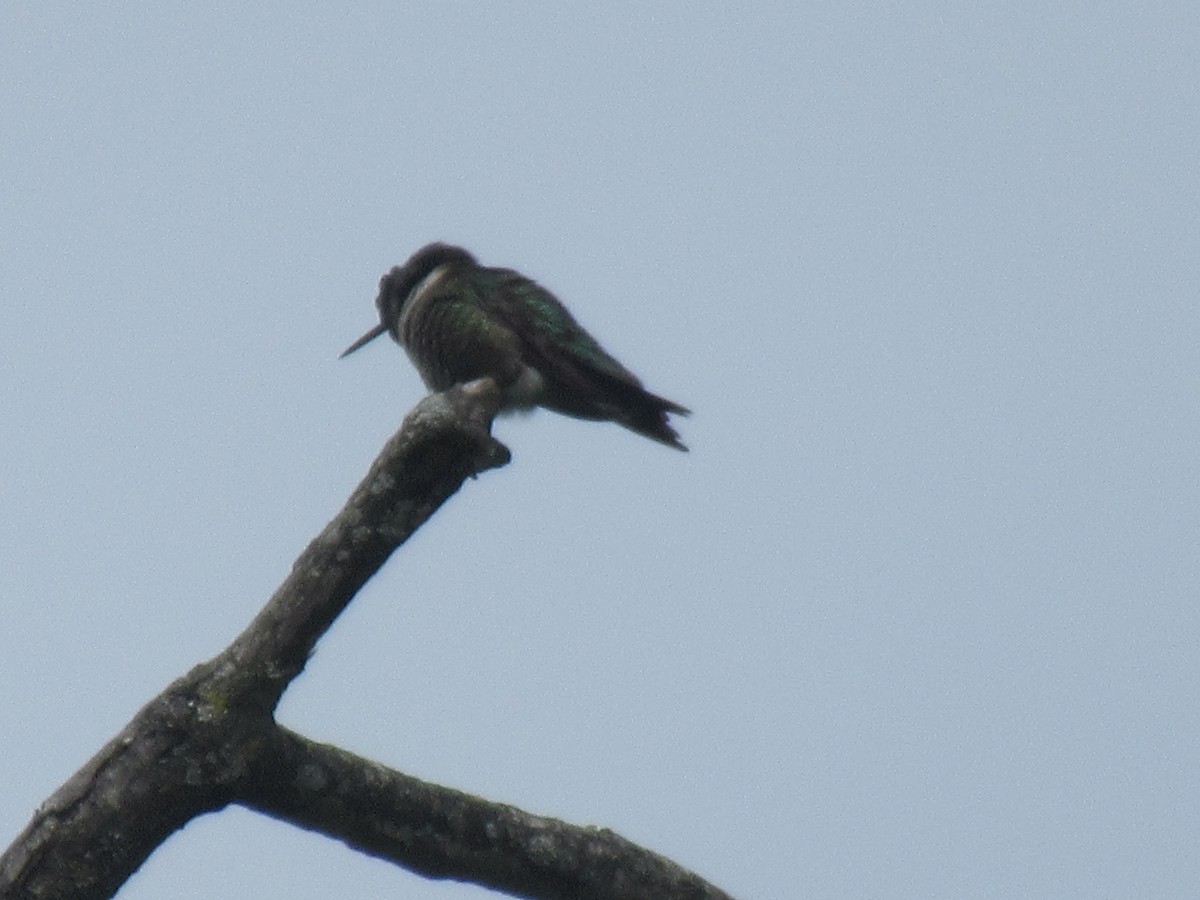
[{"x1": 3, "y1": 4, "x2": 1197, "y2": 898}]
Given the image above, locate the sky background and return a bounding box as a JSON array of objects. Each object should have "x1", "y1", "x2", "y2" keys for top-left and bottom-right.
[{"x1": 2, "y1": 4, "x2": 1197, "y2": 898}]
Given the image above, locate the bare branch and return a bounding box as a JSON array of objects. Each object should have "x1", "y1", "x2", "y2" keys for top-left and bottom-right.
[
  {"x1": 0, "y1": 381, "x2": 734, "y2": 900},
  {"x1": 221, "y1": 378, "x2": 512, "y2": 709},
  {"x1": 245, "y1": 727, "x2": 734, "y2": 900}
]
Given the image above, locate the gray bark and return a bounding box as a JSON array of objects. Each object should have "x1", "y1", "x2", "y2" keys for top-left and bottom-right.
[{"x1": 0, "y1": 382, "x2": 733, "y2": 900}]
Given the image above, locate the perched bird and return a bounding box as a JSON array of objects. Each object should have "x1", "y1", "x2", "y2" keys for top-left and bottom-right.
[{"x1": 340, "y1": 243, "x2": 690, "y2": 450}]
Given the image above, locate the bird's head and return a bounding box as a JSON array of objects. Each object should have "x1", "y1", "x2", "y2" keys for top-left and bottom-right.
[{"x1": 340, "y1": 242, "x2": 476, "y2": 358}]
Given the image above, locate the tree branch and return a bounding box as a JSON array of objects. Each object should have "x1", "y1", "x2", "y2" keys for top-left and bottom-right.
[
  {"x1": 0, "y1": 381, "x2": 733, "y2": 900},
  {"x1": 246, "y1": 727, "x2": 732, "y2": 900}
]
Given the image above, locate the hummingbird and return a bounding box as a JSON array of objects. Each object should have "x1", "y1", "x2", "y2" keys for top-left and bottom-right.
[{"x1": 340, "y1": 243, "x2": 690, "y2": 450}]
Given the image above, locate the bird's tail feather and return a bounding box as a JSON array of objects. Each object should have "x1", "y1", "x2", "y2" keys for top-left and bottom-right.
[{"x1": 616, "y1": 387, "x2": 690, "y2": 451}]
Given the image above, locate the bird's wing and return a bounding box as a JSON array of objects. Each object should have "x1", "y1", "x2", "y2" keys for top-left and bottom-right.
[
  {"x1": 483, "y1": 270, "x2": 647, "y2": 391},
  {"x1": 484, "y1": 268, "x2": 690, "y2": 447}
]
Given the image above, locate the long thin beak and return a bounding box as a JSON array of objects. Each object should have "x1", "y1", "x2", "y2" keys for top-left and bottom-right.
[{"x1": 339, "y1": 323, "x2": 389, "y2": 358}]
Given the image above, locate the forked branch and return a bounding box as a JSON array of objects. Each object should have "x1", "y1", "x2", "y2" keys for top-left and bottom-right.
[{"x1": 0, "y1": 382, "x2": 732, "y2": 900}]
